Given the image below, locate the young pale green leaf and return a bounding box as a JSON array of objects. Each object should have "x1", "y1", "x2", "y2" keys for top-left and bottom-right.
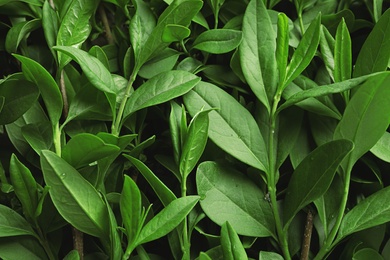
[
  {"x1": 120, "y1": 175, "x2": 142, "y2": 243},
  {"x1": 136, "y1": 196, "x2": 199, "y2": 245},
  {"x1": 192, "y1": 29, "x2": 242, "y2": 54},
  {"x1": 276, "y1": 12, "x2": 289, "y2": 85},
  {"x1": 197, "y1": 161, "x2": 275, "y2": 238},
  {"x1": 5, "y1": 19, "x2": 41, "y2": 53},
  {"x1": 184, "y1": 82, "x2": 269, "y2": 172},
  {"x1": 0, "y1": 204, "x2": 37, "y2": 238},
  {"x1": 162, "y1": 24, "x2": 191, "y2": 43},
  {"x1": 40, "y1": 150, "x2": 109, "y2": 238},
  {"x1": 336, "y1": 186, "x2": 390, "y2": 242},
  {"x1": 283, "y1": 139, "x2": 354, "y2": 229},
  {"x1": 240, "y1": 0, "x2": 278, "y2": 112},
  {"x1": 180, "y1": 109, "x2": 210, "y2": 179},
  {"x1": 259, "y1": 251, "x2": 284, "y2": 260},
  {"x1": 9, "y1": 154, "x2": 38, "y2": 223},
  {"x1": 353, "y1": 8, "x2": 390, "y2": 77},
  {"x1": 334, "y1": 72, "x2": 390, "y2": 171},
  {"x1": 56, "y1": 0, "x2": 98, "y2": 68},
  {"x1": 283, "y1": 14, "x2": 320, "y2": 89},
  {"x1": 220, "y1": 222, "x2": 248, "y2": 260},
  {"x1": 61, "y1": 133, "x2": 120, "y2": 169},
  {"x1": 123, "y1": 155, "x2": 176, "y2": 207},
  {"x1": 371, "y1": 132, "x2": 390, "y2": 163},
  {"x1": 13, "y1": 55, "x2": 63, "y2": 124},
  {"x1": 0, "y1": 79, "x2": 39, "y2": 125},
  {"x1": 124, "y1": 70, "x2": 200, "y2": 118},
  {"x1": 334, "y1": 18, "x2": 351, "y2": 82},
  {"x1": 319, "y1": 25, "x2": 335, "y2": 81}
]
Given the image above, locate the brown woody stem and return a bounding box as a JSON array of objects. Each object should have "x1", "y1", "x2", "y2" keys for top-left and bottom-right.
[{"x1": 300, "y1": 210, "x2": 314, "y2": 260}]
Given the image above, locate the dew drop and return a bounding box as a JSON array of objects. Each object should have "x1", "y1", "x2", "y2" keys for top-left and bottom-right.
[{"x1": 60, "y1": 173, "x2": 66, "y2": 179}]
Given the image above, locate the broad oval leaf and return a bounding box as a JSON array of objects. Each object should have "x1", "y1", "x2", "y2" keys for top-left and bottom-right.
[
  {"x1": 282, "y1": 139, "x2": 354, "y2": 229},
  {"x1": 334, "y1": 72, "x2": 390, "y2": 171},
  {"x1": 136, "y1": 196, "x2": 199, "y2": 245},
  {"x1": 220, "y1": 222, "x2": 248, "y2": 260},
  {"x1": 138, "y1": 48, "x2": 180, "y2": 79},
  {"x1": 5, "y1": 19, "x2": 41, "y2": 53},
  {"x1": 197, "y1": 161, "x2": 275, "y2": 238},
  {"x1": 124, "y1": 70, "x2": 200, "y2": 118},
  {"x1": 162, "y1": 24, "x2": 191, "y2": 43},
  {"x1": 184, "y1": 82, "x2": 268, "y2": 172},
  {"x1": 192, "y1": 29, "x2": 242, "y2": 54},
  {"x1": 40, "y1": 150, "x2": 109, "y2": 238},
  {"x1": 0, "y1": 236, "x2": 47, "y2": 260},
  {"x1": 0, "y1": 204, "x2": 37, "y2": 238},
  {"x1": 259, "y1": 251, "x2": 284, "y2": 260},
  {"x1": 336, "y1": 186, "x2": 390, "y2": 242},
  {"x1": 62, "y1": 133, "x2": 120, "y2": 169},
  {"x1": 371, "y1": 132, "x2": 390, "y2": 163}
]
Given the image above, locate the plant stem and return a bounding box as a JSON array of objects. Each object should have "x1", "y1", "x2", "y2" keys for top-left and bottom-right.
[
  {"x1": 300, "y1": 210, "x2": 314, "y2": 260},
  {"x1": 36, "y1": 227, "x2": 56, "y2": 260},
  {"x1": 314, "y1": 167, "x2": 351, "y2": 260},
  {"x1": 268, "y1": 93, "x2": 291, "y2": 260},
  {"x1": 73, "y1": 228, "x2": 84, "y2": 260},
  {"x1": 60, "y1": 70, "x2": 69, "y2": 119},
  {"x1": 99, "y1": 4, "x2": 114, "y2": 45},
  {"x1": 181, "y1": 176, "x2": 190, "y2": 260}
]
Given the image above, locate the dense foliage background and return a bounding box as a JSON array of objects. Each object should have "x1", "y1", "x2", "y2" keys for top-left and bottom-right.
[{"x1": 1, "y1": 0, "x2": 390, "y2": 259}]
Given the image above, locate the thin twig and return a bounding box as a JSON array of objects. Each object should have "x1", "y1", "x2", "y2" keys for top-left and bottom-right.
[
  {"x1": 73, "y1": 228, "x2": 84, "y2": 260},
  {"x1": 300, "y1": 210, "x2": 314, "y2": 260},
  {"x1": 99, "y1": 4, "x2": 114, "y2": 45}
]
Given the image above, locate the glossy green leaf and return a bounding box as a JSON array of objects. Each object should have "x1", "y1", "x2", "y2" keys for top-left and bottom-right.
[
  {"x1": 276, "y1": 12, "x2": 289, "y2": 85},
  {"x1": 334, "y1": 18, "x2": 351, "y2": 82},
  {"x1": 124, "y1": 70, "x2": 200, "y2": 118},
  {"x1": 0, "y1": 236, "x2": 47, "y2": 260},
  {"x1": 0, "y1": 0, "x2": 42, "y2": 5},
  {"x1": 371, "y1": 132, "x2": 390, "y2": 163},
  {"x1": 353, "y1": 9, "x2": 390, "y2": 77},
  {"x1": 56, "y1": 0, "x2": 99, "y2": 68},
  {"x1": 9, "y1": 154, "x2": 38, "y2": 222},
  {"x1": 5, "y1": 19, "x2": 41, "y2": 53},
  {"x1": 120, "y1": 175, "x2": 142, "y2": 243},
  {"x1": 283, "y1": 139, "x2": 354, "y2": 229},
  {"x1": 352, "y1": 248, "x2": 383, "y2": 260},
  {"x1": 0, "y1": 204, "x2": 37, "y2": 238},
  {"x1": 192, "y1": 29, "x2": 242, "y2": 54},
  {"x1": 259, "y1": 251, "x2": 284, "y2": 260},
  {"x1": 42, "y1": 0, "x2": 58, "y2": 56},
  {"x1": 334, "y1": 72, "x2": 390, "y2": 171},
  {"x1": 105, "y1": 196, "x2": 123, "y2": 260},
  {"x1": 197, "y1": 161, "x2": 275, "y2": 238},
  {"x1": 180, "y1": 109, "x2": 210, "y2": 179},
  {"x1": 22, "y1": 122, "x2": 53, "y2": 154},
  {"x1": 240, "y1": 0, "x2": 278, "y2": 112},
  {"x1": 0, "y1": 79, "x2": 39, "y2": 125},
  {"x1": 337, "y1": 186, "x2": 390, "y2": 242},
  {"x1": 123, "y1": 155, "x2": 176, "y2": 207},
  {"x1": 63, "y1": 250, "x2": 80, "y2": 260},
  {"x1": 62, "y1": 133, "x2": 120, "y2": 169},
  {"x1": 13, "y1": 55, "x2": 63, "y2": 124},
  {"x1": 283, "y1": 14, "x2": 320, "y2": 89},
  {"x1": 319, "y1": 25, "x2": 335, "y2": 81},
  {"x1": 136, "y1": 196, "x2": 199, "y2": 245},
  {"x1": 169, "y1": 101, "x2": 184, "y2": 166},
  {"x1": 162, "y1": 24, "x2": 191, "y2": 42},
  {"x1": 220, "y1": 222, "x2": 248, "y2": 260},
  {"x1": 138, "y1": 48, "x2": 180, "y2": 79},
  {"x1": 40, "y1": 150, "x2": 109, "y2": 238},
  {"x1": 184, "y1": 82, "x2": 268, "y2": 172}
]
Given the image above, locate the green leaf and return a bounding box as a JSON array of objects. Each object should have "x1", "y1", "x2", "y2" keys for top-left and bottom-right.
[
  {"x1": 120, "y1": 175, "x2": 142, "y2": 243},
  {"x1": 0, "y1": 78, "x2": 39, "y2": 125},
  {"x1": 40, "y1": 150, "x2": 109, "y2": 238},
  {"x1": 0, "y1": 236, "x2": 47, "y2": 260},
  {"x1": 334, "y1": 18, "x2": 352, "y2": 82},
  {"x1": 353, "y1": 9, "x2": 390, "y2": 77},
  {"x1": 240, "y1": 0, "x2": 278, "y2": 112},
  {"x1": 0, "y1": 0, "x2": 42, "y2": 5},
  {"x1": 124, "y1": 70, "x2": 200, "y2": 118},
  {"x1": 162, "y1": 24, "x2": 191, "y2": 42},
  {"x1": 13, "y1": 55, "x2": 63, "y2": 124},
  {"x1": 371, "y1": 132, "x2": 390, "y2": 163},
  {"x1": 56, "y1": 0, "x2": 99, "y2": 68},
  {"x1": 220, "y1": 222, "x2": 248, "y2": 260},
  {"x1": 62, "y1": 133, "x2": 120, "y2": 169},
  {"x1": 352, "y1": 248, "x2": 383, "y2": 260},
  {"x1": 22, "y1": 122, "x2": 53, "y2": 154},
  {"x1": 283, "y1": 139, "x2": 354, "y2": 229},
  {"x1": 5, "y1": 19, "x2": 41, "y2": 53},
  {"x1": 42, "y1": 0, "x2": 59, "y2": 57},
  {"x1": 63, "y1": 250, "x2": 80, "y2": 260},
  {"x1": 283, "y1": 14, "x2": 320, "y2": 89},
  {"x1": 192, "y1": 29, "x2": 242, "y2": 54},
  {"x1": 136, "y1": 196, "x2": 199, "y2": 245},
  {"x1": 319, "y1": 25, "x2": 335, "y2": 81},
  {"x1": 336, "y1": 186, "x2": 390, "y2": 242},
  {"x1": 103, "y1": 196, "x2": 123, "y2": 260},
  {"x1": 184, "y1": 82, "x2": 269, "y2": 172},
  {"x1": 9, "y1": 154, "x2": 38, "y2": 223},
  {"x1": 138, "y1": 48, "x2": 180, "y2": 79},
  {"x1": 180, "y1": 109, "x2": 210, "y2": 179},
  {"x1": 123, "y1": 155, "x2": 176, "y2": 207},
  {"x1": 0, "y1": 204, "x2": 37, "y2": 238},
  {"x1": 197, "y1": 161, "x2": 275, "y2": 238},
  {"x1": 259, "y1": 251, "x2": 284, "y2": 260},
  {"x1": 276, "y1": 12, "x2": 289, "y2": 85},
  {"x1": 334, "y1": 72, "x2": 390, "y2": 171}
]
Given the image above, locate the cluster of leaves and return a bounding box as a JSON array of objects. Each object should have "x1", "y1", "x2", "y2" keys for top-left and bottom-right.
[{"x1": 1, "y1": 0, "x2": 390, "y2": 259}]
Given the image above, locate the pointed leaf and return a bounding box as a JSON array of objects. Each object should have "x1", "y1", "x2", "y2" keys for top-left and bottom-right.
[
  {"x1": 220, "y1": 222, "x2": 248, "y2": 260},
  {"x1": 40, "y1": 150, "x2": 109, "y2": 238},
  {"x1": 259, "y1": 251, "x2": 284, "y2": 260},
  {"x1": 0, "y1": 204, "x2": 37, "y2": 238},
  {"x1": 334, "y1": 18, "x2": 352, "y2": 82},
  {"x1": 276, "y1": 13, "x2": 289, "y2": 84},
  {"x1": 162, "y1": 24, "x2": 191, "y2": 42},
  {"x1": 184, "y1": 82, "x2": 268, "y2": 172},
  {"x1": 192, "y1": 29, "x2": 242, "y2": 54},
  {"x1": 283, "y1": 139, "x2": 354, "y2": 228},
  {"x1": 319, "y1": 25, "x2": 335, "y2": 81},
  {"x1": 136, "y1": 196, "x2": 199, "y2": 245},
  {"x1": 371, "y1": 132, "x2": 390, "y2": 163},
  {"x1": 5, "y1": 19, "x2": 41, "y2": 53}
]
